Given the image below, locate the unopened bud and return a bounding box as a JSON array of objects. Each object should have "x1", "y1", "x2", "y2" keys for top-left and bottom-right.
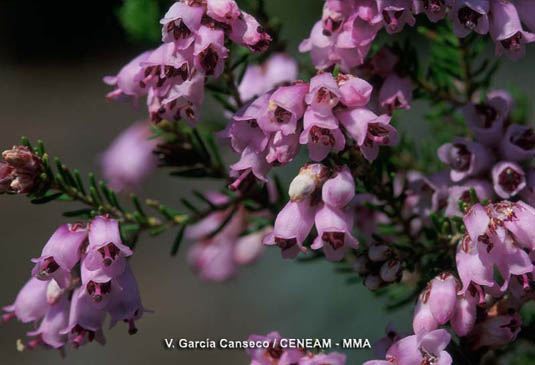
[
  {"x1": 353, "y1": 255, "x2": 370, "y2": 274},
  {"x1": 364, "y1": 274, "x2": 382, "y2": 290},
  {"x1": 46, "y1": 279, "x2": 64, "y2": 305},
  {"x1": 1, "y1": 146, "x2": 43, "y2": 194},
  {"x1": 288, "y1": 163, "x2": 329, "y2": 202},
  {"x1": 368, "y1": 244, "x2": 391, "y2": 262},
  {"x1": 380, "y1": 260, "x2": 401, "y2": 282}
]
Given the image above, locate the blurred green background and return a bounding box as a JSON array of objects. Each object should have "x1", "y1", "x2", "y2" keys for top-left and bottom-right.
[{"x1": 0, "y1": 1, "x2": 533, "y2": 364}]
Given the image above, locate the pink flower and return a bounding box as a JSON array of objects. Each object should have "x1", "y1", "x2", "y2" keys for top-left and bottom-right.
[
  {"x1": 491, "y1": 161, "x2": 526, "y2": 199},
  {"x1": 263, "y1": 199, "x2": 317, "y2": 259},
  {"x1": 2, "y1": 277, "x2": 49, "y2": 324},
  {"x1": 266, "y1": 131, "x2": 300, "y2": 166},
  {"x1": 463, "y1": 90, "x2": 512, "y2": 147},
  {"x1": 413, "y1": 0, "x2": 454, "y2": 23},
  {"x1": 450, "y1": 0, "x2": 490, "y2": 38},
  {"x1": 469, "y1": 310, "x2": 521, "y2": 349},
  {"x1": 516, "y1": 0, "x2": 535, "y2": 33},
  {"x1": 229, "y1": 146, "x2": 271, "y2": 188},
  {"x1": 500, "y1": 124, "x2": 535, "y2": 161},
  {"x1": 101, "y1": 122, "x2": 158, "y2": 191},
  {"x1": 450, "y1": 288, "x2": 478, "y2": 337},
  {"x1": 31, "y1": 223, "x2": 88, "y2": 288},
  {"x1": 103, "y1": 50, "x2": 153, "y2": 103},
  {"x1": 27, "y1": 295, "x2": 69, "y2": 349},
  {"x1": 206, "y1": 0, "x2": 241, "y2": 24},
  {"x1": 246, "y1": 332, "x2": 305, "y2": 365},
  {"x1": 336, "y1": 73, "x2": 373, "y2": 107},
  {"x1": 258, "y1": 83, "x2": 309, "y2": 135},
  {"x1": 160, "y1": 1, "x2": 203, "y2": 47},
  {"x1": 238, "y1": 53, "x2": 298, "y2": 102},
  {"x1": 311, "y1": 204, "x2": 358, "y2": 261},
  {"x1": 61, "y1": 288, "x2": 106, "y2": 349},
  {"x1": 305, "y1": 72, "x2": 341, "y2": 112},
  {"x1": 288, "y1": 163, "x2": 330, "y2": 202},
  {"x1": 413, "y1": 291, "x2": 439, "y2": 335},
  {"x1": 229, "y1": 12, "x2": 272, "y2": 53},
  {"x1": 437, "y1": 137, "x2": 493, "y2": 182},
  {"x1": 427, "y1": 273, "x2": 458, "y2": 325},
  {"x1": 193, "y1": 25, "x2": 228, "y2": 77},
  {"x1": 378, "y1": 74, "x2": 413, "y2": 114},
  {"x1": 300, "y1": 108, "x2": 345, "y2": 161},
  {"x1": 490, "y1": 0, "x2": 535, "y2": 61},
  {"x1": 337, "y1": 108, "x2": 397, "y2": 161},
  {"x1": 322, "y1": 166, "x2": 355, "y2": 208}
]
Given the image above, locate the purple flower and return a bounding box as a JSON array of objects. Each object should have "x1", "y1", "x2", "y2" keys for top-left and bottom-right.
[
  {"x1": 219, "y1": 103, "x2": 270, "y2": 154},
  {"x1": 413, "y1": 291, "x2": 439, "y2": 335},
  {"x1": 160, "y1": 1, "x2": 203, "y2": 47},
  {"x1": 404, "y1": 170, "x2": 450, "y2": 218},
  {"x1": 188, "y1": 236, "x2": 237, "y2": 282},
  {"x1": 101, "y1": 122, "x2": 158, "y2": 191},
  {"x1": 516, "y1": 0, "x2": 535, "y2": 33},
  {"x1": 246, "y1": 332, "x2": 305, "y2": 365},
  {"x1": 258, "y1": 83, "x2": 309, "y2": 135},
  {"x1": 299, "y1": 352, "x2": 346, "y2": 364},
  {"x1": 378, "y1": 0, "x2": 415, "y2": 34},
  {"x1": 84, "y1": 216, "x2": 133, "y2": 278},
  {"x1": 463, "y1": 90, "x2": 512, "y2": 147},
  {"x1": 490, "y1": 0, "x2": 535, "y2": 61},
  {"x1": 491, "y1": 161, "x2": 526, "y2": 199},
  {"x1": 27, "y1": 295, "x2": 69, "y2": 349},
  {"x1": 106, "y1": 263, "x2": 148, "y2": 334},
  {"x1": 61, "y1": 288, "x2": 106, "y2": 349},
  {"x1": 413, "y1": 0, "x2": 454, "y2": 23},
  {"x1": 234, "y1": 228, "x2": 269, "y2": 266},
  {"x1": 372, "y1": 323, "x2": 401, "y2": 358},
  {"x1": 469, "y1": 309, "x2": 521, "y2": 349},
  {"x1": 322, "y1": 166, "x2": 355, "y2": 208},
  {"x1": 437, "y1": 137, "x2": 493, "y2": 182},
  {"x1": 238, "y1": 53, "x2": 298, "y2": 102},
  {"x1": 450, "y1": 0, "x2": 490, "y2": 38},
  {"x1": 337, "y1": 107, "x2": 397, "y2": 161},
  {"x1": 311, "y1": 204, "x2": 358, "y2": 261},
  {"x1": 500, "y1": 124, "x2": 535, "y2": 161},
  {"x1": 206, "y1": 0, "x2": 241, "y2": 24},
  {"x1": 266, "y1": 131, "x2": 300, "y2": 166},
  {"x1": 229, "y1": 146, "x2": 271, "y2": 188},
  {"x1": 378, "y1": 74, "x2": 413, "y2": 114},
  {"x1": 263, "y1": 199, "x2": 317, "y2": 259},
  {"x1": 2, "y1": 277, "x2": 49, "y2": 324},
  {"x1": 229, "y1": 11, "x2": 272, "y2": 53},
  {"x1": 305, "y1": 72, "x2": 341, "y2": 112},
  {"x1": 370, "y1": 47, "x2": 399, "y2": 77},
  {"x1": 193, "y1": 25, "x2": 228, "y2": 78},
  {"x1": 103, "y1": 50, "x2": 152, "y2": 103},
  {"x1": 31, "y1": 223, "x2": 88, "y2": 288},
  {"x1": 379, "y1": 329, "x2": 452, "y2": 365},
  {"x1": 322, "y1": 0, "x2": 351, "y2": 36},
  {"x1": 445, "y1": 179, "x2": 494, "y2": 217}
]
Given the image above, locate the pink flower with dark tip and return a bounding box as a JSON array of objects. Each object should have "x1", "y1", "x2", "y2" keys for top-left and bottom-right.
[
  {"x1": 193, "y1": 25, "x2": 228, "y2": 78},
  {"x1": 490, "y1": 0, "x2": 535, "y2": 61},
  {"x1": 322, "y1": 166, "x2": 355, "y2": 208},
  {"x1": 27, "y1": 295, "x2": 70, "y2": 349},
  {"x1": 266, "y1": 131, "x2": 300, "y2": 166},
  {"x1": 311, "y1": 204, "x2": 358, "y2": 261},
  {"x1": 160, "y1": 1, "x2": 203, "y2": 47},
  {"x1": 336, "y1": 73, "x2": 373, "y2": 107},
  {"x1": 413, "y1": 0, "x2": 454, "y2": 23},
  {"x1": 378, "y1": 0, "x2": 415, "y2": 34},
  {"x1": 337, "y1": 107, "x2": 397, "y2": 162},
  {"x1": 206, "y1": 0, "x2": 241, "y2": 24},
  {"x1": 84, "y1": 216, "x2": 133, "y2": 278},
  {"x1": 229, "y1": 12, "x2": 272, "y2": 53},
  {"x1": 469, "y1": 310, "x2": 522, "y2": 349},
  {"x1": 491, "y1": 161, "x2": 526, "y2": 199},
  {"x1": 31, "y1": 223, "x2": 88, "y2": 288},
  {"x1": 300, "y1": 108, "x2": 345, "y2": 161},
  {"x1": 61, "y1": 288, "x2": 106, "y2": 349},
  {"x1": 500, "y1": 124, "x2": 535, "y2": 161},
  {"x1": 305, "y1": 72, "x2": 341, "y2": 112},
  {"x1": 263, "y1": 199, "x2": 317, "y2": 259}
]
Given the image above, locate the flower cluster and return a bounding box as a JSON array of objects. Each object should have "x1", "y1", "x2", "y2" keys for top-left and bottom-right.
[
  {"x1": 220, "y1": 69, "x2": 397, "y2": 190},
  {"x1": 263, "y1": 164, "x2": 359, "y2": 261},
  {"x1": 301, "y1": 0, "x2": 535, "y2": 70},
  {"x1": 0, "y1": 146, "x2": 44, "y2": 194},
  {"x1": 353, "y1": 242, "x2": 402, "y2": 290},
  {"x1": 2, "y1": 216, "x2": 147, "y2": 352},
  {"x1": 185, "y1": 191, "x2": 270, "y2": 282},
  {"x1": 246, "y1": 331, "x2": 346, "y2": 365},
  {"x1": 104, "y1": 0, "x2": 271, "y2": 125}
]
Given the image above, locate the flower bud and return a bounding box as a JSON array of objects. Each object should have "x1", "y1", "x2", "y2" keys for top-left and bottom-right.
[
  {"x1": 379, "y1": 260, "x2": 401, "y2": 283},
  {"x1": 368, "y1": 244, "x2": 391, "y2": 262},
  {"x1": 288, "y1": 163, "x2": 329, "y2": 202},
  {"x1": 1, "y1": 146, "x2": 44, "y2": 194},
  {"x1": 428, "y1": 273, "x2": 458, "y2": 325},
  {"x1": 450, "y1": 289, "x2": 478, "y2": 337},
  {"x1": 413, "y1": 290, "x2": 439, "y2": 335},
  {"x1": 353, "y1": 255, "x2": 370, "y2": 274},
  {"x1": 321, "y1": 165, "x2": 355, "y2": 208},
  {"x1": 364, "y1": 274, "x2": 382, "y2": 290}
]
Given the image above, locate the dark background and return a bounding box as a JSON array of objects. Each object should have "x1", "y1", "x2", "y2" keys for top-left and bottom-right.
[{"x1": 0, "y1": 1, "x2": 533, "y2": 364}]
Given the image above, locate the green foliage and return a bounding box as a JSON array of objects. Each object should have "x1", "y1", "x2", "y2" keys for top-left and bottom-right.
[{"x1": 117, "y1": 0, "x2": 162, "y2": 43}]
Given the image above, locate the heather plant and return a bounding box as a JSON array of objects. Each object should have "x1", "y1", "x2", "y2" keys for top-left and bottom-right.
[{"x1": 3, "y1": 0, "x2": 535, "y2": 363}]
